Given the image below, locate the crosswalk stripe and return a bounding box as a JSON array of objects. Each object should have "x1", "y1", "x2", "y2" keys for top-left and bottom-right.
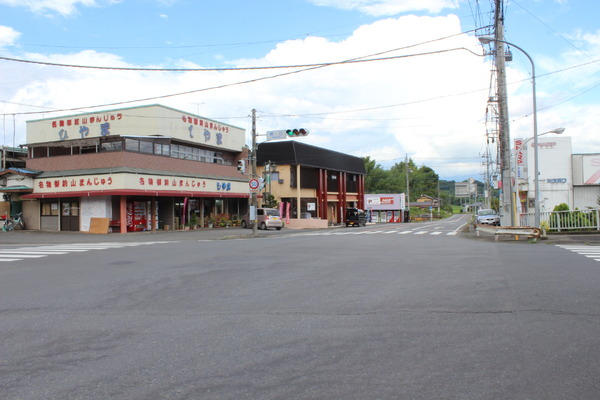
[
  {"x1": 556, "y1": 245, "x2": 600, "y2": 262},
  {"x1": 0, "y1": 254, "x2": 48, "y2": 258},
  {"x1": 0, "y1": 251, "x2": 68, "y2": 255},
  {"x1": 0, "y1": 241, "x2": 176, "y2": 264}
]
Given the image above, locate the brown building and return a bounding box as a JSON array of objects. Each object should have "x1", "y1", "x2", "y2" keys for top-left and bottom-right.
[{"x1": 256, "y1": 141, "x2": 366, "y2": 227}]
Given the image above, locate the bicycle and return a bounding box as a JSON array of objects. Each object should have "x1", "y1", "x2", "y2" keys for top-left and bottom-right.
[{"x1": 2, "y1": 212, "x2": 24, "y2": 231}]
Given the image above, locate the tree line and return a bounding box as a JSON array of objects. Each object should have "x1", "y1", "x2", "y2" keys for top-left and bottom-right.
[{"x1": 363, "y1": 156, "x2": 484, "y2": 211}]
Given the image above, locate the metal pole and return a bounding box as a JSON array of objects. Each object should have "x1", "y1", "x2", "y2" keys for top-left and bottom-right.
[{"x1": 251, "y1": 109, "x2": 258, "y2": 237}]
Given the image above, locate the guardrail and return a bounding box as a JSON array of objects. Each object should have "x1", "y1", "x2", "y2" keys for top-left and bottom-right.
[
  {"x1": 476, "y1": 224, "x2": 541, "y2": 241},
  {"x1": 519, "y1": 208, "x2": 600, "y2": 232}
]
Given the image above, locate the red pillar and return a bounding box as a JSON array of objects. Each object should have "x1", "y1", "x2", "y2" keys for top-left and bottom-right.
[
  {"x1": 119, "y1": 195, "x2": 127, "y2": 233},
  {"x1": 358, "y1": 174, "x2": 365, "y2": 209},
  {"x1": 337, "y1": 171, "x2": 347, "y2": 224},
  {"x1": 151, "y1": 197, "x2": 157, "y2": 232},
  {"x1": 317, "y1": 169, "x2": 324, "y2": 220},
  {"x1": 321, "y1": 169, "x2": 328, "y2": 220}
]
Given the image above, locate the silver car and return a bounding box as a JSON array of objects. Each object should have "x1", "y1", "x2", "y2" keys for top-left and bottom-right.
[
  {"x1": 476, "y1": 209, "x2": 500, "y2": 226},
  {"x1": 241, "y1": 208, "x2": 283, "y2": 230}
]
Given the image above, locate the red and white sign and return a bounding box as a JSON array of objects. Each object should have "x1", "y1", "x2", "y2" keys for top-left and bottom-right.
[
  {"x1": 249, "y1": 179, "x2": 260, "y2": 190},
  {"x1": 583, "y1": 155, "x2": 600, "y2": 184}
]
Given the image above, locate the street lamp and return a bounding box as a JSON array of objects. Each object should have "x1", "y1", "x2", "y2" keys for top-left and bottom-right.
[
  {"x1": 478, "y1": 35, "x2": 546, "y2": 227},
  {"x1": 514, "y1": 127, "x2": 565, "y2": 225}
]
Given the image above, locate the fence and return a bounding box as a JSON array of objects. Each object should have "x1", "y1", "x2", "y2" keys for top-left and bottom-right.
[{"x1": 519, "y1": 208, "x2": 600, "y2": 232}]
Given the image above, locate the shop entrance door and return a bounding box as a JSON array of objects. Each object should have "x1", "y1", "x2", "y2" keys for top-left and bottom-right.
[{"x1": 60, "y1": 200, "x2": 80, "y2": 231}]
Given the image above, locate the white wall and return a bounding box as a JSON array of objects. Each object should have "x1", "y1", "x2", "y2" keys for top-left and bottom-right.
[
  {"x1": 526, "y1": 136, "x2": 573, "y2": 211},
  {"x1": 80, "y1": 196, "x2": 112, "y2": 232}
]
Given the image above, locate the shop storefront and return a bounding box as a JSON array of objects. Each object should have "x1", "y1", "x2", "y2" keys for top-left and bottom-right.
[
  {"x1": 365, "y1": 193, "x2": 406, "y2": 223},
  {"x1": 19, "y1": 104, "x2": 250, "y2": 232},
  {"x1": 23, "y1": 169, "x2": 249, "y2": 232}
]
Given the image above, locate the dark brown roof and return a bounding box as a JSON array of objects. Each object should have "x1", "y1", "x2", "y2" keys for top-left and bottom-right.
[{"x1": 257, "y1": 141, "x2": 365, "y2": 175}]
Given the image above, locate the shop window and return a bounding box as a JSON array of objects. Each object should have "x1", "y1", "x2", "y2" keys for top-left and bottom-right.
[
  {"x1": 41, "y1": 201, "x2": 60, "y2": 216},
  {"x1": 80, "y1": 145, "x2": 98, "y2": 154},
  {"x1": 139, "y1": 141, "x2": 154, "y2": 154},
  {"x1": 125, "y1": 138, "x2": 139, "y2": 152},
  {"x1": 270, "y1": 171, "x2": 280, "y2": 183},
  {"x1": 101, "y1": 141, "x2": 123, "y2": 152},
  {"x1": 215, "y1": 199, "x2": 224, "y2": 215}
]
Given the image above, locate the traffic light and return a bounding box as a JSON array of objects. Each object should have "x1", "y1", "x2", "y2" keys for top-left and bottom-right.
[
  {"x1": 286, "y1": 128, "x2": 309, "y2": 137},
  {"x1": 237, "y1": 159, "x2": 246, "y2": 173}
]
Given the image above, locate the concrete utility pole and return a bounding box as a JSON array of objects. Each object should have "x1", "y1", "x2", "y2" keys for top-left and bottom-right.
[
  {"x1": 251, "y1": 109, "x2": 258, "y2": 237},
  {"x1": 405, "y1": 154, "x2": 411, "y2": 214},
  {"x1": 493, "y1": 0, "x2": 515, "y2": 226}
]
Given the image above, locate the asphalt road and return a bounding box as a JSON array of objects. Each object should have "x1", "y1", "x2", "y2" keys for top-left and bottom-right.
[{"x1": 1, "y1": 215, "x2": 600, "y2": 399}]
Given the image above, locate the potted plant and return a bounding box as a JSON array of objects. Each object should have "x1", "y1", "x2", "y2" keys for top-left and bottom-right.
[
  {"x1": 190, "y1": 214, "x2": 198, "y2": 229},
  {"x1": 207, "y1": 217, "x2": 215, "y2": 228}
]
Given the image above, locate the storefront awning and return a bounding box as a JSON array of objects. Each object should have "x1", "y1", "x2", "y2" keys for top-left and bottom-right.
[{"x1": 22, "y1": 189, "x2": 251, "y2": 199}]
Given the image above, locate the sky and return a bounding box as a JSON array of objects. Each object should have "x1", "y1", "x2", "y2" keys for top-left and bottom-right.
[{"x1": 1, "y1": 0, "x2": 599, "y2": 182}]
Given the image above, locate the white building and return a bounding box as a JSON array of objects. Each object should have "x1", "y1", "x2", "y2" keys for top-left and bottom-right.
[
  {"x1": 515, "y1": 135, "x2": 599, "y2": 213},
  {"x1": 572, "y1": 153, "x2": 600, "y2": 209}
]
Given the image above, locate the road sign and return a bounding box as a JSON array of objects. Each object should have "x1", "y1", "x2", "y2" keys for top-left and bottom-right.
[
  {"x1": 249, "y1": 178, "x2": 260, "y2": 191},
  {"x1": 266, "y1": 130, "x2": 288, "y2": 141}
]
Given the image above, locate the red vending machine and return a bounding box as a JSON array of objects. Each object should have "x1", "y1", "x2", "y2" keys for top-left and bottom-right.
[{"x1": 126, "y1": 201, "x2": 147, "y2": 232}]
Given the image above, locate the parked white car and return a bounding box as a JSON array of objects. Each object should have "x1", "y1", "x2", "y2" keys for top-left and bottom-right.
[{"x1": 241, "y1": 208, "x2": 283, "y2": 230}]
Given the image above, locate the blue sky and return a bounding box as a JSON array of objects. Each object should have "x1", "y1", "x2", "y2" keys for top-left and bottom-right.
[{"x1": 1, "y1": 0, "x2": 599, "y2": 181}]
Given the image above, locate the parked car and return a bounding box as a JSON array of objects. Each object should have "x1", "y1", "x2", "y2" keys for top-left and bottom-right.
[
  {"x1": 241, "y1": 208, "x2": 283, "y2": 230},
  {"x1": 476, "y1": 209, "x2": 500, "y2": 226},
  {"x1": 345, "y1": 208, "x2": 367, "y2": 227}
]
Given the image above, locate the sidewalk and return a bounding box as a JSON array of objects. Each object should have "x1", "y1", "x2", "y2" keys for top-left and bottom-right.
[{"x1": 467, "y1": 226, "x2": 600, "y2": 245}]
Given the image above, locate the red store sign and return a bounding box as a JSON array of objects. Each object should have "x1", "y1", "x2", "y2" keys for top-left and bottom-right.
[
  {"x1": 51, "y1": 113, "x2": 123, "y2": 128},
  {"x1": 181, "y1": 115, "x2": 230, "y2": 133}
]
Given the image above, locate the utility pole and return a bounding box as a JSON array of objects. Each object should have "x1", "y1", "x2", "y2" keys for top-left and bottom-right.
[
  {"x1": 493, "y1": 0, "x2": 515, "y2": 226},
  {"x1": 251, "y1": 109, "x2": 258, "y2": 237},
  {"x1": 405, "y1": 154, "x2": 410, "y2": 214}
]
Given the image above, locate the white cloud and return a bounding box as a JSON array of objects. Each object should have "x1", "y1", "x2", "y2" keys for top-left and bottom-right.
[
  {"x1": 3, "y1": 13, "x2": 599, "y2": 181},
  {"x1": 307, "y1": 0, "x2": 460, "y2": 15},
  {"x1": 0, "y1": 0, "x2": 98, "y2": 16},
  {"x1": 1, "y1": 14, "x2": 491, "y2": 180},
  {"x1": 0, "y1": 25, "x2": 20, "y2": 48}
]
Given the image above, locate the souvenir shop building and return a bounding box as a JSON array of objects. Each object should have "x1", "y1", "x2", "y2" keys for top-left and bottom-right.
[
  {"x1": 16, "y1": 105, "x2": 250, "y2": 232},
  {"x1": 256, "y1": 141, "x2": 366, "y2": 226}
]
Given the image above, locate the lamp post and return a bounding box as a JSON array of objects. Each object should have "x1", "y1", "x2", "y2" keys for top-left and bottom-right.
[
  {"x1": 479, "y1": 35, "x2": 545, "y2": 227},
  {"x1": 514, "y1": 127, "x2": 565, "y2": 225}
]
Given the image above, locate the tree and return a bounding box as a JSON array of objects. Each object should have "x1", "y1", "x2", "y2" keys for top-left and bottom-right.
[
  {"x1": 411, "y1": 165, "x2": 439, "y2": 199},
  {"x1": 363, "y1": 156, "x2": 388, "y2": 193}
]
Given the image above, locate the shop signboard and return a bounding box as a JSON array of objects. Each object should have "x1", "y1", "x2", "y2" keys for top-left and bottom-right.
[
  {"x1": 365, "y1": 194, "x2": 403, "y2": 210},
  {"x1": 33, "y1": 173, "x2": 249, "y2": 196},
  {"x1": 26, "y1": 105, "x2": 245, "y2": 152}
]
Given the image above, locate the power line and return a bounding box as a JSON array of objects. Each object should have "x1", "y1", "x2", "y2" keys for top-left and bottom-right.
[{"x1": 0, "y1": 46, "x2": 480, "y2": 72}]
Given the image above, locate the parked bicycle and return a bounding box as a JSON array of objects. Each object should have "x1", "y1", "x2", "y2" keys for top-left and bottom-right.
[{"x1": 2, "y1": 212, "x2": 24, "y2": 231}]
